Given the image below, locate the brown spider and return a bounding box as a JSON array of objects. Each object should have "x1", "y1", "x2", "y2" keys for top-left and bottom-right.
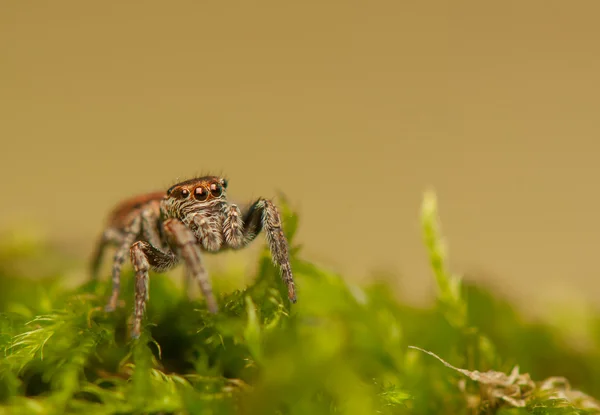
[{"x1": 90, "y1": 175, "x2": 297, "y2": 338}]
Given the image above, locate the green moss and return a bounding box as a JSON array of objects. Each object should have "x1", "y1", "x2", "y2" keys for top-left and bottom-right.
[{"x1": 0, "y1": 193, "x2": 598, "y2": 414}]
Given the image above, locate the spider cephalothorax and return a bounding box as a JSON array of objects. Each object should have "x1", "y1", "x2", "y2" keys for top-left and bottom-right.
[{"x1": 90, "y1": 175, "x2": 297, "y2": 338}]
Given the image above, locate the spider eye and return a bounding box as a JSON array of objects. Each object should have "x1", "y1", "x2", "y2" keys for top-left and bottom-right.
[
  {"x1": 222, "y1": 179, "x2": 228, "y2": 189},
  {"x1": 194, "y1": 186, "x2": 208, "y2": 201},
  {"x1": 181, "y1": 189, "x2": 190, "y2": 198},
  {"x1": 210, "y1": 183, "x2": 222, "y2": 197}
]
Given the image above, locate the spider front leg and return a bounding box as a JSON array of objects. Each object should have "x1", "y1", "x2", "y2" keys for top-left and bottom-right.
[
  {"x1": 239, "y1": 199, "x2": 297, "y2": 303},
  {"x1": 223, "y1": 203, "x2": 244, "y2": 248},
  {"x1": 188, "y1": 212, "x2": 224, "y2": 252},
  {"x1": 105, "y1": 217, "x2": 142, "y2": 312},
  {"x1": 89, "y1": 228, "x2": 123, "y2": 281},
  {"x1": 163, "y1": 218, "x2": 219, "y2": 313},
  {"x1": 129, "y1": 241, "x2": 178, "y2": 338}
]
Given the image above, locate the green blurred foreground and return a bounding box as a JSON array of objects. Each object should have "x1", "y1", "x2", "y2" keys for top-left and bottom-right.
[{"x1": 1, "y1": 192, "x2": 599, "y2": 415}]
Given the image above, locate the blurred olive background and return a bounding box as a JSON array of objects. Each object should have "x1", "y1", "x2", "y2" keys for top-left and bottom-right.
[{"x1": 1, "y1": 1, "x2": 599, "y2": 318}]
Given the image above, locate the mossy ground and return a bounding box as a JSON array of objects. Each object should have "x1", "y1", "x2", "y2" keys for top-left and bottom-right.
[{"x1": 0, "y1": 193, "x2": 599, "y2": 415}]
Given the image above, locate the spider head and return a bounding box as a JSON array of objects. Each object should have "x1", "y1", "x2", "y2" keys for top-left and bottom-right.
[{"x1": 163, "y1": 176, "x2": 229, "y2": 219}]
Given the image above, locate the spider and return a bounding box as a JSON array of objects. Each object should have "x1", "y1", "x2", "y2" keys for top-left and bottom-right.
[{"x1": 90, "y1": 175, "x2": 297, "y2": 338}]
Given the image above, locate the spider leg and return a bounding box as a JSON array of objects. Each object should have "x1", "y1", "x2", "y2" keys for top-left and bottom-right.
[
  {"x1": 90, "y1": 228, "x2": 123, "y2": 281},
  {"x1": 188, "y1": 212, "x2": 223, "y2": 252},
  {"x1": 105, "y1": 217, "x2": 141, "y2": 312},
  {"x1": 141, "y1": 208, "x2": 165, "y2": 250},
  {"x1": 129, "y1": 240, "x2": 179, "y2": 339},
  {"x1": 163, "y1": 218, "x2": 219, "y2": 313},
  {"x1": 240, "y1": 199, "x2": 297, "y2": 303},
  {"x1": 222, "y1": 203, "x2": 244, "y2": 249}
]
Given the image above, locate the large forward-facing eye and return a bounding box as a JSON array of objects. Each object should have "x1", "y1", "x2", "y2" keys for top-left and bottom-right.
[
  {"x1": 194, "y1": 186, "x2": 208, "y2": 201},
  {"x1": 210, "y1": 183, "x2": 222, "y2": 197}
]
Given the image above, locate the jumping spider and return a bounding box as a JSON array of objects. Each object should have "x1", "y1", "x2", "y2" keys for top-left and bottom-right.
[{"x1": 90, "y1": 175, "x2": 297, "y2": 338}]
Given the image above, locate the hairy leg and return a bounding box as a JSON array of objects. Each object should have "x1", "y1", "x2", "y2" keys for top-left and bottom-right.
[
  {"x1": 163, "y1": 218, "x2": 219, "y2": 313},
  {"x1": 90, "y1": 228, "x2": 123, "y2": 281},
  {"x1": 240, "y1": 199, "x2": 297, "y2": 303},
  {"x1": 129, "y1": 242, "x2": 149, "y2": 339},
  {"x1": 141, "y1": 208, "x2": 165, "y2": 251},
  {"x1": 105, "y1": 217, "x2": 141, "y2": 312},
  {"x1": 129, "y1": 240, "x2": 179, "y2": 338},
  {"x1": 188, "y1": 212, "x2": 223, "y2": 252},
  {"x1": 142, "y1": 210, "x2": 192, "y2": 298},
  {"x1": 222, "y1": 203, "x2": 244, "y2": 248}
]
